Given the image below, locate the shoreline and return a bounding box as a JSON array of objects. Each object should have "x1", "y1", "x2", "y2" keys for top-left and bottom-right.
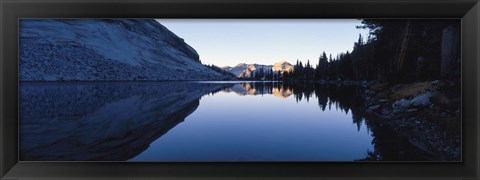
[{"x1": 363, "y1": 80, "x2": 461, "y2": 160}]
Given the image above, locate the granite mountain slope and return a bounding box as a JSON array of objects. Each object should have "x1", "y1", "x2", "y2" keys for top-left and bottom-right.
[{"x1": 19, "y1": 19, "x2": 229, "y2": 81}]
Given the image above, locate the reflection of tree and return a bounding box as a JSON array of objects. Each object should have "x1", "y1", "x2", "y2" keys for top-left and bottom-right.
[
  {"x1": 356, "y1": 114, "x2": 431, "y2": 161},
  {"x1": 233, "y1": 82, "x2": 366, "y2": 122},
  {"x1": 233, "y1": 82, "x2": 367, "y2": 130},
  {"x1": 230, "y1": 81, "x2": 432, "y2": 161},
  {"x1": 361, "y1": 150, "x2": 382, "y2": 161}
]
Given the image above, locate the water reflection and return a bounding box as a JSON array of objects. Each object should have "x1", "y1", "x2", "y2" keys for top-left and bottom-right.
[
  {"x1": 19, "y1": 82, "x2": 231, "y2": 161},
  {"x1": 20, "y1": 81, "x2": 428, "y2": 161},
  {"x1": 221, "y1": 82, "x2": 367, "y2": 131},
  {"x1": 220, "y1": 82, "x2": 431, "y2": 161}
]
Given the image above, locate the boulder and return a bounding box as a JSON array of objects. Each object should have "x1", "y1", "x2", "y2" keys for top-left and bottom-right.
[
  {"x1": 366, "y1": 105, "x2": 381, "y2": 113},
  {"x1": 393, "y1": 92, "x2": 434, "y2": 112},
  {"x1": 411, "y1": 92, "x2": 434, "y2": 106}
]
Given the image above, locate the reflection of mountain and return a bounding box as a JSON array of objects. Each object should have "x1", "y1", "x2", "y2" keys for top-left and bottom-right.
[
  {"x1": 19, "y1": 82, "x2": 231, "y2": 161},
  {"x1": 272, "y1": 88, "x2": 293, "y2": 99},
  {"x1": 222, "y1": 83, "x2": 293, "y2": 99}
]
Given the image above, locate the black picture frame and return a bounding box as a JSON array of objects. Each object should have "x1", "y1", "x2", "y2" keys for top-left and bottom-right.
[{"x1": 1, "y1": 0, "x2": 479, "y2": 179}]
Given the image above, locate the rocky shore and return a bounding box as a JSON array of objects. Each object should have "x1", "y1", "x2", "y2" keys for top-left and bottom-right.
[{"x1": 363, "y1": 80, "x2": 461, "y2": 160}]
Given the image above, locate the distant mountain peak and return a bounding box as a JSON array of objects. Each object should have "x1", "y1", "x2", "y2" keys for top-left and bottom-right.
[
  {"x1": 272, "y1": 60, "x2": 294, "y2": 72},
  {"x1": 275, "y1": 60, "x2": 289, "y2": 64},
  {"x1": 235, "y1": 63, "x2": 248, "y2": 67},
  {"x1": 222, "y1": 61, "x2": 294, "y2": 78}
]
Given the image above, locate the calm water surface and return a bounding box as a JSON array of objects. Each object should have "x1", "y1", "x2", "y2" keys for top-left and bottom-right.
[{"x1": 19, "y1": 81, "x2": 425, "y2": 161}]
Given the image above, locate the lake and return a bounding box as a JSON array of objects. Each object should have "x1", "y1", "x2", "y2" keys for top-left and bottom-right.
[{"x1": 19, "y1": 81, "x2": 427, "y2": 161}]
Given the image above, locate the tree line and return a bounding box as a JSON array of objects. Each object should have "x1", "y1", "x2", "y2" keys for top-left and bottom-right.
[{"x1": 245, "y1": 19, "x2": 461, "y2": 83}]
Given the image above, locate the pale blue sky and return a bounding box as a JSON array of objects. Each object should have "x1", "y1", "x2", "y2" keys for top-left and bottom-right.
[{"x1": 156, "y1": 19, "x2": 370, "y2": 67}]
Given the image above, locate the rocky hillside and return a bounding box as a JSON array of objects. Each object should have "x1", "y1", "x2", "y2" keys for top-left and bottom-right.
[
  {"x1": 221, "y1": 61, "x2": 294, "y2": 78},
  {"x1": 19, "y1": 19, "x2": 229, "y2": 81}
]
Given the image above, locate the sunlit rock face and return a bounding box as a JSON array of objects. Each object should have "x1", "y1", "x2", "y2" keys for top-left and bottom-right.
[
  {"x1": 221, "y1": 61, "x2": 293, "y2": 78},
  {"x1": 272, "y1": 60, "x2": 294, "y2": 72},
  {"x1": 19, "y1": 19, "x2": 227, "y2": 81},
  {"x1": 19, "y1": 82, "x2": 230, "y2": 161},
  {"x1": 222, "y1": 63, "x2": 272, "y2": 78}
]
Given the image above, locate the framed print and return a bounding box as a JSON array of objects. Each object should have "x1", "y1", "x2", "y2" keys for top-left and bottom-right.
[
  {"x1": 1, "y1": 0, "x2": 479, "y2": 179},
  {"x1": 16, "y1": 18, "x2": 463, "y2": 162}
]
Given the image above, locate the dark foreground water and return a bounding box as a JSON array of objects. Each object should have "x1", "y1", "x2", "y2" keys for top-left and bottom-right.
[{"x1": 19, "y1": 81, "x2": 428, "y2": 161}]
